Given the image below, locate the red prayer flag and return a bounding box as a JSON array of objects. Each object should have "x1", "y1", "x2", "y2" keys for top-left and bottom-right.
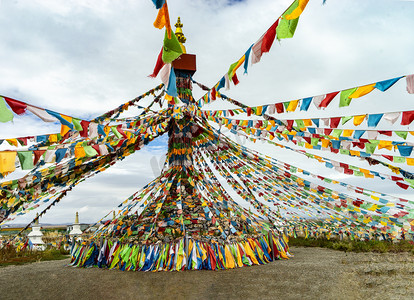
[
  {"x1": 401, "y1": 111, "x2": 414, "y2": 125},
  {"x1": 378, "y1": 130, "x2": 392, "y2": 136},
  {"x1": 33, "y1": 150, "x2": 46, "y2": 165},
  {"x1": 344, "y1": 168, "x2": 353, "y2": 175},
  {"x1": 117, "y1": 125, "x2": 128, "y2": 139},
  {"x1": 232, "y1": 73, "x2": 239, "y2": 85},
  {"x1": 330, "y1": 117, "x2": 341, "y2": 128},
  {"x1": 391, "y1": 176, "x2": 403, "y2": 181},
  {"x1": 80, "y1": 120, "x2": 90, "y2": 137},
  {"x1": 319, "y1": 91, "x2": 340, "y2": 108},
  {"x1": 92, "y1": 144, "x2": 101, "y2": 155},
  {"x1": 382, "y1": 155, "x2": 393, "y2": 162},
  {"x1": 149, "y1": 48, "x2": 165, "y2": 78},
  {"x1": 261, "y1": 19, "x2": 279, "y2": 53},
  {"x1": 286, "y1": 120, "x2": 294, "y2": 131},
  {"x1": 396, "y1": 182, "x2": 409, "y2": 190},
  {"x1": 4, "y1": 97, "x2": 27, "y2": 115},
  {"x1": 324, "y1": 128, "x2": 333, "y2": 135},
  {"x1": 275, "y1": 103, "x2": 284, "y2": 113},
  {"x1": 211, "y1": 88, "x2": 216, "y2": 100}
]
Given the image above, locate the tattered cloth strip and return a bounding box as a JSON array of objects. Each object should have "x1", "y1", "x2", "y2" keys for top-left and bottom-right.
[{"x1": 69, "y1": 234, "x2": 291, "y2": 271}]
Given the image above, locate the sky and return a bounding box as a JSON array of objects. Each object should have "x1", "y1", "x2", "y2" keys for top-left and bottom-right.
[{"x1": 1, "y1": 0, "x2": 414, "y2": 225}]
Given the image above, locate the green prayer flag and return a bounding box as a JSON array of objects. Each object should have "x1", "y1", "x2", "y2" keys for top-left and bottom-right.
[
  {"x1": 83, "y1": 146, "x2": 98, "y2": 157},
  {"x1": 228, "y1": 61, "x2": 239, "y2": 78},
  {"x1": 162, "y1": 29, "x2": 183, "y2": 64},
  {"x1": 395, "y1": 131, "x2": 408, "y2": 140},
  {"x1": 295, "y1": 119, "x2": 305, "y2": 128},
  {"x1": 17, "y1": 151, "x2": 34, "y2": 170},
  {"x1": 72, "y1": 118, "x2": 83, "y2": 131},
  {"x1": 365, "y1": 143, "x2": 377, "y2": 154},
  {"x1": 111, "y1": 127, "x2": 122, "y2": 139},
  {"x1": 277, "y1": 0, "x2": 300, "y2": 40},
  {"x1": 332, "y1": 129, "x2": 343, "y2": 138},
  {"x1": 339, "y1": 149, "x2": 349, "y2": 155},
  {"x1": 341, "y1": 116, "x2": 352, "y2": 125},
  {"x1": 0, "y1": 97, "x2": 14, "y2": 123},
  {"x1": 368, "y1": 139, "x2": 380, "y2": 146},
  {"x1": 339, "y1": 88, "x2": 357, "y2": 107},
  {"x1": 394, "y1": 156, "x2": 406, "y2": 163}
]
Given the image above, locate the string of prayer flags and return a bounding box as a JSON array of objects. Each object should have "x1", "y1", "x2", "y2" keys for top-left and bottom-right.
[{"x1": 201, "y1": 74, "x2": 410, "y2": 111}]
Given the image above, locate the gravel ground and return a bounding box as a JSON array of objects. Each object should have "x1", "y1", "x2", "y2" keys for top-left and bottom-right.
[{"x1": 0, "y1": 246, "x2": 413, "y2": 300}]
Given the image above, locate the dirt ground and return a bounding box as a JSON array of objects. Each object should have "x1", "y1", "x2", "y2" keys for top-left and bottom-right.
[{"x1": 0, "y1": 246, "x2": 413, "y2": 300}]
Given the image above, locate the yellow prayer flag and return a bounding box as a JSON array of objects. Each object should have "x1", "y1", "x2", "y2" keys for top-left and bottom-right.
[
  {"x1": 353, "y1": 115, "x2": 366, "y2": 126},
  {"x1": 368, "y1": 204, "x2": 377, "y2": 211},
  {"x1": 74, "y1": 147, "x2": 86, "y2": 158},
  {"x1": 305, "y1": 143, "x2": 313, "y2": 149},
  {"x1": 349, "y1": 83, "x2": 376, "y2": 98},
  {"x1": 0, "y1": 151, "x2": 17, "y2": 175},
  {"x1": 378, "y1": 140, "x2": 393, "y2": 151},
  {"x1": 343, "y1": 129, "x2": 354, "y2": 137},
  {"x1": 49, "y1": 134, "x2": 58, "y2": 143},
  {"x1": 231, "y1": 56, "x2": 245, "y2": 77},
  {"x1": 406, "y1": 158, "x2": 414, "y2": 166},
  {"x1": 303, "y1": 119, "x2": 312, "y2": 126},
  {"x1": 349, "y1": 150, "x2": 360, "y2": 156},
  {"x1": 284, "y1": 0, "x2": 309, "y2": 20},
  {"x1": 6, "y1": 139, "x2": 18, "y2": 147},
  {"x1": 153, "y1": 3, "x2": 171, "y2": 38},
  {"x1": 321, "y1": 139, "x2": 330, "y2": 148},
  {"x1": 286, "y1": 100, "x2": 299, "y2": 112}
]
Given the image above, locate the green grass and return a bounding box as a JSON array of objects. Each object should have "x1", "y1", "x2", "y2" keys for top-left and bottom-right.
[
  {"x1": 289, "y1": 237, "x2": 414, "y2": 254},
  {"x1": 0, "y1": 246, "x2": 70, "y2": 267}
]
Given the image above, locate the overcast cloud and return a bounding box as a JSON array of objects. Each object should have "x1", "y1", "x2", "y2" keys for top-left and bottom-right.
[{"x1": 1, "y1": 0, "x2": 414, "y2": 224}]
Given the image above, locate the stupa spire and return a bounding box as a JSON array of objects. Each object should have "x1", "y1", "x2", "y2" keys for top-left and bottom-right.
[{"x1": 174, "y1": 17, "x2": 187, "y2": 53}]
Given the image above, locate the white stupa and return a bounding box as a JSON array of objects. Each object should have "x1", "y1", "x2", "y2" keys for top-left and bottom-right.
[
  {"x1": 69, "y1": 212, "x2": 83, "y2": 240},
  {"x1": 28, "y1": 213, "x2": 45, "y2": 250}
]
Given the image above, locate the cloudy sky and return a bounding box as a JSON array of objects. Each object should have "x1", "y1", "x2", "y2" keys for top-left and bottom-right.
[{"x1": 1, "y1": 0, "x2": 414, "y2": 225}]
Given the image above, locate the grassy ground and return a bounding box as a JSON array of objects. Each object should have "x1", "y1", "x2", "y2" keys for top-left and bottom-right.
[
  {"x1": 0, "y1": 246, "x2": 69, "y2": 267},
  {"x1": 1, "y1": 247, "x2": 413, "y2": 299},
  {"x1": 289, "y1": 237, "x2": 414, "y2": 254}
]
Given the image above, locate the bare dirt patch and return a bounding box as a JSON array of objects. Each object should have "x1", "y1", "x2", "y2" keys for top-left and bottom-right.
[{"x1": 0, "y1": 247, "x2": 413, "y2": 300}]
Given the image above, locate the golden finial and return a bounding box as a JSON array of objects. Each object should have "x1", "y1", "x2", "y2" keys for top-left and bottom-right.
[
  {"x1": 175, "y1": 17, "x2": 187, "y2": 53},
  {"x1": 75, "y1": 211, "x2": 79, "y2": 224},
  {"x1": 35, "y1": 213, "x2": 39, "y2": 226}
]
